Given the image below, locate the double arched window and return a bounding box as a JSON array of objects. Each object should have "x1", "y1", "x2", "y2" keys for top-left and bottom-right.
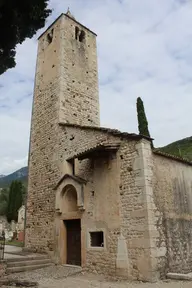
[{"x1": 75, "y1": 27, "x2": 85, "y2": 43}]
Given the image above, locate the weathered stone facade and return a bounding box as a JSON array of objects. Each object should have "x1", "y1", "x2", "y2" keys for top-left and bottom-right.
[
  {"x1": 153, "y1": 153, "x2": 192, "y2": 276},
  {"x1": 26, "y1": 11, "x2": 99, "y2": 252},
  {"x1": 25, "y1": 10, "x2": 192, "y2": 282}
]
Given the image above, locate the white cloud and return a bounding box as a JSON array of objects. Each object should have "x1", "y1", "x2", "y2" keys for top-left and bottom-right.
[{"x1": 0, "y1": 0, "x2": 192, "y2": 174}]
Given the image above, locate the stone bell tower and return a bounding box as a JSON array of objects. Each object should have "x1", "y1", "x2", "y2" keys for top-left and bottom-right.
[{"x1": 25, "y1": 11, "x2": 100, "y2": 251}]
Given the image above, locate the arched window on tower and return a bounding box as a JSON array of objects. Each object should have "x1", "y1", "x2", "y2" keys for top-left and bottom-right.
[
  {"x1": 75, "y1": 27, "x2": 85, "y2": 43},
  {"x1": 79, "y1": 30, "x2": 85, "y2": 42},
  {"x1": 47, "y1": 28, "x2": 54, "y2": 44},
  {"x1": 75, "y1": 26, "x2": 79, "y2": 40}
]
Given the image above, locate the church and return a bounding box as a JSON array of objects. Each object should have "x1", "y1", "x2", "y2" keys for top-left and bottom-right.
[{"x1": 25, "y1": 10, "x2": 192, "y2": 282}]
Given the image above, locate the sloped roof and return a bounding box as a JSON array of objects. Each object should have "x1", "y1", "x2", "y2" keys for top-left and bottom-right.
[
  {"x1": 153, "y1": 150, "x2": 192, "y2": 166},
  {"x1": 67, "y1": 143, "x2": 120, "y2": 161},
  {"x1": 59, "y1": 123, "x2": 153, "y2": 141},
  {"x1": 60, "y1": 123, "x2": 192, "y2": 166},
  {"x1": 38, "y1": 11, "x2": 97, "y2": 40},
  {"x1": 54, "y1": 174, "x2": 86, "y2": 190}
]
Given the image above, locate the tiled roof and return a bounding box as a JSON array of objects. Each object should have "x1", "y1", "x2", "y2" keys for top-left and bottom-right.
[
  {"x1": 67, "y1": 143, "x2": 120, "y2": 161},
  {"x1": 60, "y1": 123, "x2": 192, "y2": 166},
  {"x1": 59, "y1": 123, "x2": 153, "y2": 141},
  {"x1": 153, "y1": 150, "x2": 192, "y2": 166}
]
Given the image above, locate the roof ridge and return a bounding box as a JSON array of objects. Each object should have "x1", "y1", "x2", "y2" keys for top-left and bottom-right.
[
  {"x1": 59, "y1": 122, "x2": 153, "y2": 141},
  {"x1": 153, "y1": 150, "x2": 192, "y2": 166}
]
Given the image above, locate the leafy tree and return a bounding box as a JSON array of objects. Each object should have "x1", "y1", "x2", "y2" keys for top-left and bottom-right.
[
  {"x1": 6, "y1": 180, "x2": 23, "y2": 222},
  {"x1": 0, "y1": 0, "x2": 51, "y2": 75},
  {"x1": 136, "y1": 97, "x2": 153, "y2": 147}
]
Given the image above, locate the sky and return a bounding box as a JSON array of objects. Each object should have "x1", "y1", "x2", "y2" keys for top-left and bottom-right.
[{"x1": 0, "y1": 0, "x2": 192, "y2": 175}]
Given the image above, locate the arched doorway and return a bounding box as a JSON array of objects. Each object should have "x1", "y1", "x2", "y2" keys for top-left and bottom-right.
[{"x1": 62, "y1": 185, "x2": 81, "y2": 266}]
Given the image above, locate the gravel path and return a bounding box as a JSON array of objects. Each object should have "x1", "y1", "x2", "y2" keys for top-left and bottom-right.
[{"x1": 2, "y1": 265, "x2": 192, "y2": 288}]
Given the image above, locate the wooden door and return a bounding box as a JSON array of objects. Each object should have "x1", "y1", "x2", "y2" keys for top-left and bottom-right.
[{"x1": 65, "y1": 219, "x2": 81, "y2": 266}]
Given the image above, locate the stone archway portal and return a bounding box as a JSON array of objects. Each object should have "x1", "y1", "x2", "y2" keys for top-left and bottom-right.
[
  {"x1": 61, "y1": 184, "x2": 81, "y2": 266},
  {"x1": 54, "y1": 174, "x2": 86, "y2": 266}
]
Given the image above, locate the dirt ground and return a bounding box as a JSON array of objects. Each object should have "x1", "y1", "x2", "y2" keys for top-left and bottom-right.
[{"x1": 2, "y1": 265, "x2": 192, "y2": 288}]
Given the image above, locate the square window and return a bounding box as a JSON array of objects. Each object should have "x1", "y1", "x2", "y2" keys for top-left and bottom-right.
[{"x1": 90, "y1": 231, "x2": 104, "y2": 247}]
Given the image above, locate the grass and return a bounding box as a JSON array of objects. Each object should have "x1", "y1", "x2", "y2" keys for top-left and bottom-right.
[{"x1": 5, "y1": 240, "x2": 24, "y2": 247}]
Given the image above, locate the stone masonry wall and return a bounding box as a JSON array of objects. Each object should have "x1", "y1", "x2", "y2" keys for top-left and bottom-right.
[
  {"x1": 83, "y1": 156, "x2": 121, "y2": 276},
  {"x1": 28, "y1": 100, "x2": 159, "y2": 280},
  {"x1": 153, "y1": 154, "x2": 192, "y2": 274},
  {"x1": 118, "y1": 139, "x2": 161, "y2": 281},
  {"x1": 25, "y1": 13, "x2": 100, "y2": 252},
  {"x1": 59, "y1": 14, "x2": 100, "y2": 126},
  {"x1": 26, "y1": 11, "x2": 164, "y2": 282},
  {"x1": 25, "y1": 16, "x2": 62, "y2": 250},
  {"x1": 57, "y1": 126, "x2": 161, "y2": 280},
  {"x1": 57, "y1": 125, "x2": 130, "y2": 277}
]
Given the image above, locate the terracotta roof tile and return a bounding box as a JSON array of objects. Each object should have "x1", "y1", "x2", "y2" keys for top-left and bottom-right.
[
  {"x1": 67, "y1": 143, "x2": 120, "y2": 161},
  {"x1": 60, "y1": 123, "x2": 192, "y2": 166}
]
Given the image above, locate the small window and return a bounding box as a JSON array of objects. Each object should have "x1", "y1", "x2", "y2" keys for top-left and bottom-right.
[
  {"x1": 79, "y1": 30, "x2": 85, "y2": 42},
  {"x1": 90, "y1": 231, "x2": 104, "y2": 247},
  {"x1": 47, "y1": 29, "x2": 54, "y2": 44},
  {"x1": 75, "y1": 26, "x2": 79, "y2": 40}
]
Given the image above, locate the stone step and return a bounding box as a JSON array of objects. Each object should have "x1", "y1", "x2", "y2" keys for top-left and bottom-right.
[
  {"x1": 6, "y1": 263, "x2": 51, "y2": 274},
  {"x1": 167, "y1": 272, "x2": 192, "y2": 281},
  {"x1": 62, "y1": 265, "x2": 82, "y2": 277},
  {"x1": 6, "y1": 255, "x2": 49, "y2": 263},
  {"x1": 7, "y1": 258, "x2": 52, "y2": 268}
]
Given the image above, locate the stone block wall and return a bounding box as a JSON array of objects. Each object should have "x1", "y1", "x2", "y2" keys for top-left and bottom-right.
[
  {"x1": 118, "y1": 139, "x2": 161, "y2": 281},
  {"x1": 25, "y1": 16, "x2": 63, "y2": 251},
  {"x1": 153, "y1": 153, "x2": 192, "y2": 274},
  {"x1": 25, "y1": 10, "x2": 180, "y2": 282},
  {"x1": 59, "y1": 14, "x2": 100, "y2": 126},
  {"x1": 27, "y1": 111, "x2": 160, "y2": 281},
  {"x1": 82, "y1": 155, "x2": 120, "y2": 276},
  {"x1": 57, "y1": 126, "x2": 160, "y2": 281},
  {"x1": 25, "y1": 13, "x2": 100, "y2": 252},
  {"x1": 57, "y1": 126, "x2": 122, "y2": 274}
]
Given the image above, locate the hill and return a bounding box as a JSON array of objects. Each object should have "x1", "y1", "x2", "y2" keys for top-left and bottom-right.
[
  {"x1": 158, "y1": 136, "x2": 192, "y2": 161},
  {"x1": 0, "y1": 167, "x2": 28, "y2": 188}
]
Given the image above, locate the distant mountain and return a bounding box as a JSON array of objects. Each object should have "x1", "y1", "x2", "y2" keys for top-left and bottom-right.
[
  {"x1": 0, "y1": 167, "x2": 28, "y2": 188},
  {"x1": 0, "y1": 175, "x2": 5, "y2": 178},
  {"x1": 158, "y1": 136, "x2": 192, "y2": 161}
]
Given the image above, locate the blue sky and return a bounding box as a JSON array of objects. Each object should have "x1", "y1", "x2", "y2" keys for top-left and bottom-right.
[{"x1": 0, "y1": 0, "x2": 192, "y2": 175}]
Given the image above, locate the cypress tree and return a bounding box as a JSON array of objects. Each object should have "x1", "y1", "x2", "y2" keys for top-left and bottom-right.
[
  {"x1": 136, "y1": 97, "x2": 153, "y2": 147},
  {"x1": 136, "y1": 97, "x2": 150, "y2": 137},
  {"x1": 6, "y1": 180, "x2": 23, "y2": 222},
  {"x1": 13, "y1": 181, "x2": 23, "y2": 221},
  {"x1": 6, "y1": 181, "x2": 15, "y2": 222},
  {"x1": 0, "y1": 188, "x2": 9, "y2": 216}
]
